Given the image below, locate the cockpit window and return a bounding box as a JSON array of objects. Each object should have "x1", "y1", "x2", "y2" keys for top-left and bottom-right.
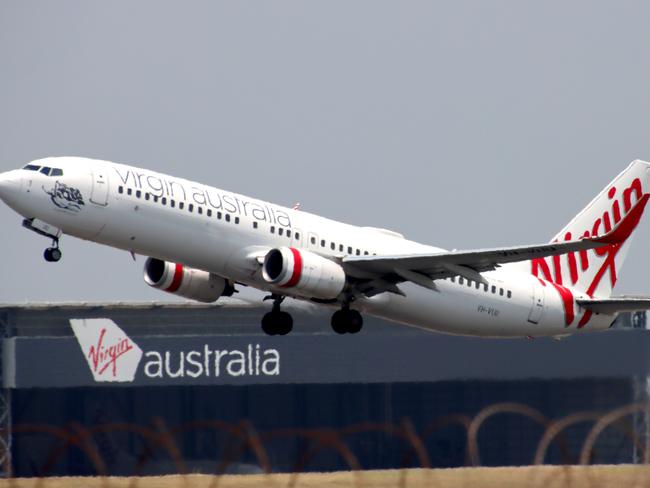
[{"x1": 25, "y1": 166, "x2": 64, "y2": 177}]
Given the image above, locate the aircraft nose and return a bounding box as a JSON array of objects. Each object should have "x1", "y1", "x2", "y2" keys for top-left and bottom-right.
[{"x1": 0, "y1": 169, "x2": 23, "y2": 202}]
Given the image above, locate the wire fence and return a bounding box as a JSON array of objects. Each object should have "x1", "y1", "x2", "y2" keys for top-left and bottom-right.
[{"x1": 3, "y1": 401, "x2": 650, "y2": 486}]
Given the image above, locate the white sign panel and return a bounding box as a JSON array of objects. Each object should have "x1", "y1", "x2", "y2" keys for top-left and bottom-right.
[{"x1": 70, "y1": 318, "x2": 143, "y2": 382}]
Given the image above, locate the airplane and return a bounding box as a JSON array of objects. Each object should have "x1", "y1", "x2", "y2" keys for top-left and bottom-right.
[{"x1": 1, "y1": 157, "x2": 650, "y2": 338}]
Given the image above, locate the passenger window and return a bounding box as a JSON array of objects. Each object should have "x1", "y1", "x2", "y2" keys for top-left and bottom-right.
[
  {"x1": 188, "y1": 203, "x2": 194, "y2": 212},
  {"x1": 467, "y1": 280, "x2": 472, "y2": 287},
  {"x1": 118, "y1": 186, "x2": 124, "y2": 194},
  {"x1": 145, "y1": 193, "x2": 150, "y2": 200},
  {"x1": 170, "y1": 199, "x2": 175, "y2": 208},
  {"x1": 484, "y1": 283, "x2": 488, "y2": 292},
  {"x1": 331, "y1": 242, "x2": 336, "y2": 250},
  {"x1": 491, "y1": 285, "x2": 496, "y2": 294},
  {"x1": 287, "y1": 230, "x2": 292, "y2": 238},
  {"x1": 270, "y1": 226, "x2": 275, "y2": 234},
  {"x1": 321, "y1": 240, "x2": 326, "y2": 247},
  {"x1": 356, "y1": 249, "x2": 361, "y2": 255},
  {"x1": 225, "y1": 214, "x2": 230, "y2": 222},
  {"x1": 348, "y1": 246, "x2": 353, "y2": 254},
  {"x1": 339, "y1": 244, "x2": 344, "y2": 252},
  {"x1": 278, "y1": 228, "x2": 283, "y2": 236},
  {"x1": 206, "y1": 208, "x2": 211, "y2": 216},
  {"x1": 136, "y1": 190, "x2": 141, "y2": 198},
  {"x1": 197, "y1": 206, "x2": 202, "y2": 214},
  {"x1": 450, "y1": 276, "x2": 455, "y2": 283},
  {"x1": 500, "y1": 288, "x2": 504, "y2": 296},
  {"x1": 235, "y1": 216, "x2": 239, "y2": 224},
  {"x1": 475, "y1": 282, "x2": 480, "y2": 289},
  {"x1": 152, "y1": 195, "x2": 158, "y2": 202},
  {"x1": 311, "y1": 236, "x2": 316, "y2": 245},
  {"x1": 295, "y1": 232, "x2": 300, "y2": 240},
  {"x1": 364, "y1": 251, "x2": 369, "y2": 255},
  {"x1": 162, "y1": 197, "x2": 167, "y2": 205},
  {"x1": 459, "y1": 278, "x2": 464, "y2": 285},
  {"x1": 127, "y1": 188, "x2": 132, "y2": 196},
  {"x1": 179, "y1": 201, "x2": 184, "y2": 210},
  {"x1": 40, "y1": 167, "x2": 51, "y2": 175},
  {"x1": 253, "y1": 221, "x2": 258, "y2": 229},
  {"x1": 50, "y1": 168, "x2": 63, "y2": 176},
  {"x1": 217, "y1": 211, "x2": 222, "y2": 219},
  {"x1": 507, "y1": 290, "x2": 512, "y2": 298}
]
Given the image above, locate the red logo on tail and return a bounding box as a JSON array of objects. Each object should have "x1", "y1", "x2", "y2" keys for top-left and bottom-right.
[{"x1": 532, "y1": 178, "x2": 648, "y2": 327}]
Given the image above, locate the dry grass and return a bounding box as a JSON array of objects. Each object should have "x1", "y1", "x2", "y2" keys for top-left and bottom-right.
[{"x1": 1, "y1": 465, "x2": 650, "y2": 488}]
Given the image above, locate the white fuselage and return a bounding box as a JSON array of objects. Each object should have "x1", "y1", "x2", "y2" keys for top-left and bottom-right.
[{"x1": 0, "y1": 157, "x2": 615, "y2": 337}]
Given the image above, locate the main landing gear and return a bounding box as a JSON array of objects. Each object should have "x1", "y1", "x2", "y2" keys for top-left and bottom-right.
[
  {"x1": 261, "y1": 295, "x2": 293, "y2": 336},
  {"x1": 331, "y1": 306, "x2": 363, "y2": 334},
  {"x1": 260, "y1": 295, "x2": 364, "y2": 336}
]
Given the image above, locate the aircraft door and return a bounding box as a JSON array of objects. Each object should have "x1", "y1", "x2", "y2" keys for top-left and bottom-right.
[
  {"x1": 89, "y1": 166, "x2": 109, "y2": 206},
  {"x1": 527, "y1": 281, "x2": 545, "y2": 324}
]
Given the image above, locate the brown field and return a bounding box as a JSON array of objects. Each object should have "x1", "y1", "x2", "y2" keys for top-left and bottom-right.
[{"x1": 1, "y1": 465, "x2": 649, "y2": 488}]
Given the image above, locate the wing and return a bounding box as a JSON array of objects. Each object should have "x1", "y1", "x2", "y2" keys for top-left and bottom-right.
[
  {"x1": 343, "y1": 192, "x2": 647, "y2": 297},
  {"x1": 342, "y1": 237, "x2": 609, "y2": 296},
  {"x1": 342, "y1": 216, "x2": 640, "y2": 297},
  {"x1": 345, "y1": 238, "x2": 609, "y2": 276},
  {"x1": 576, "y1": 297, "x2": 650, "y2": 314}
]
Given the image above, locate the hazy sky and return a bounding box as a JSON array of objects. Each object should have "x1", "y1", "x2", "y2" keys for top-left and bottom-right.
[{"x1": 1, "y1": 1, "x2": 650, "y2": 303}]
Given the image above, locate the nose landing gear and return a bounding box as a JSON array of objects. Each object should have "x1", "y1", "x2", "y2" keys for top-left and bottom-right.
[
  {"x1": 22, "y1": 219, "x2": 63, "y2": 263},
  {"x1": 43, "y1": 241, "x2": 62, "y2": 262}
]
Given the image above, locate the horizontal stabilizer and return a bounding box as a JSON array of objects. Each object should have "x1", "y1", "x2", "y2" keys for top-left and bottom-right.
[{"x1": 577, "y1": 296, "x2": 650, "y2": 314}]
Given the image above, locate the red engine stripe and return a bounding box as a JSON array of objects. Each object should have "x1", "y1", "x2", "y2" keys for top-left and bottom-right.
[
  {"x1": 166, "y1": 263, "x2": 184, "y2": 292},
  {"x1": 283, "y1": 248, "x2": 303, "y2": 288}
]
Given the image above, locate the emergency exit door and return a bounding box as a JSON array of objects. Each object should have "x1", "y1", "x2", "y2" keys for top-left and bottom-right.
[
  {"x1": 90, "y1": 167, "x2": 109, "y2": 206},
  {"x1": 528, "y1": 281, "x2": 545, "y2": 324}
]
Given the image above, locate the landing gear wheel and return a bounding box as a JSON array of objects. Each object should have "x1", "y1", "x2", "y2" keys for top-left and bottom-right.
[
  {"x1": 50, "y1": 247, "x2": 62, "y2": 262},
  {"x1": 347, "y1": 310, "x2": 363, "y2": 334},
  {"x1": 277, "y1": 311, "x2": 293, "y2": 335},
  {"x1": 331, "y1": 310, "x2": 348, "y2": 334},
  {"x1": 261, "y1": 310, "x2": 293, "y2": 336},
  {"x1": 261, "y1": 312, "x2": 275, "y2": 335},
  {"x1": 43, "y1": 247, "x2": 62, "y2": 262},
  {"x1": 331, "y1": 308, "x2": 364, "y2": 334}
]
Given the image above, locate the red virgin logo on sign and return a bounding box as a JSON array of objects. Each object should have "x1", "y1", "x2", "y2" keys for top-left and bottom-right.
[
  {"x1": 71, "y1": 319, "x2": 143, "y2": 383},
  {"x1": 87, "y1": 328, "x2": 136, "y2": 377}
]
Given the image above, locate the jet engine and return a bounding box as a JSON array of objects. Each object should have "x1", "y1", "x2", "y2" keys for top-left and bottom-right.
[
  {"x1": 262, "y1": 247, "x2": 346, "y2": 299},
  {"x1": 144, "y1": 257, "x2": 232, "y2": 302}
]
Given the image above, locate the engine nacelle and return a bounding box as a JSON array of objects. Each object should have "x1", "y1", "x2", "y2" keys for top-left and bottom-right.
[
  {"x1": 262, "y1": 247, "x2": 346, "y2": 300},
  {"x1": 144, "y1": 257, "x2": 231, "y2": 303}
]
